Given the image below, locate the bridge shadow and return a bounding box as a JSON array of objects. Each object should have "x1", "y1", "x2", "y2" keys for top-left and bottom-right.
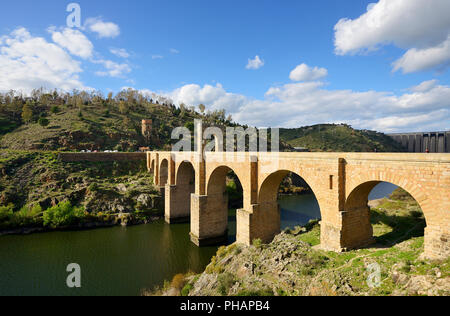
[{"x1": 369, "y1": 208, "x2": 426, "y2": 247}]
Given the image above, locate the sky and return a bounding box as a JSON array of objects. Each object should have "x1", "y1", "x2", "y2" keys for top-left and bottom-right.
[{"x1": 0, "y1": 0, "x2": 449, "y2": 133}]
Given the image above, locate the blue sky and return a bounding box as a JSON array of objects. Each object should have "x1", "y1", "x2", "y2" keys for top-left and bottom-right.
[{"x1": 0, "y1": 0, "x2": 449, "y2": 132}]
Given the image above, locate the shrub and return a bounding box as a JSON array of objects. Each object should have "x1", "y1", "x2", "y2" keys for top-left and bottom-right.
[
  {"x1": 252, "y1": 238, "x2": 263, "y2": 248},
  {"x1": 38, "y1": 117, "x2": 50, "y2": 127},
  {"x1": 88, "y1": 183, "x2": 99, "y2": 192},
  {"x1": 218, "y1": 273, "x2": 236, "y2": 296},
  {"x1": 0, "y1": 204, "x2": 14, "y2": 222},
  {"x1": 43, "y1": 201, "x2": 85, "y2": 228},
  {"x1": 171, "y1": 274, "x2": 187, "y2": 292},
  {"x1": 181, "y1": 283, "x2": 193, "y2": 296},
  {"x1": 50, "y1": 106, "x2": 60, "y2": 114}
]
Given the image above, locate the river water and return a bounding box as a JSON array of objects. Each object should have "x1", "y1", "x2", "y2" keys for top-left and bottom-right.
[{"x1": 0, "y1": 182, "x2": 396, "y2": 296}]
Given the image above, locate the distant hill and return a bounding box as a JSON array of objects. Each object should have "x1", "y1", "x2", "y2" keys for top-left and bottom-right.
[
  {"x1": 280, "y1": 124, "x2": 404, "y2": 152},
  {"x1": 0, "y1": 89, "x2": 241, "y2": 152}
]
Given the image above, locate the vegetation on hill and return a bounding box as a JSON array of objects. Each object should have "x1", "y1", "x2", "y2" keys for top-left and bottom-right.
[
  {"x1": 153, "y1": 188, "x2": 449, "y2": 296},
  {"x1": 280, "y1": 124, "x2": 404, "y2": 152},
  {"x1": 0, "y1": 89, "x2": 239, "y2": 152},
  {"x1": 0, "y1": 151, "x2": 162, "y2": 233}
]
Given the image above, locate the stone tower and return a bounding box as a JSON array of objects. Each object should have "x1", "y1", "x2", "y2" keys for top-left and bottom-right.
[{"x1": 142, "y1": 119, "x2": 153, "y2": 137}]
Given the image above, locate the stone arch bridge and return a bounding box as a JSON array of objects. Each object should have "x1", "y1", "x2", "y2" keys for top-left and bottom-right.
[{"x1": 147, "y1": 151, "x2": 449, "y2": 260}]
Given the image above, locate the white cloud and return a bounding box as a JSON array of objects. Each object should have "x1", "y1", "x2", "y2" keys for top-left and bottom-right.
[
  {"x1": 334, "y1": 0, "x2": 450, "y2": 73},
  {"x1": 246, "y1": 55, "x2": 264, "y2": 70},
  {"x1": 170, "y1": 48, "x2": 180, "y2": 54},
  {"x1": 392, "y1": 36, "x2": 450, "y2": 73},
  {"x1": 86, "y1": 17, "x2": 120, "y2": 38},
  {"x1": 152, "y1": 55, "x2": 164, "y2": 60},
  {"x1": 94, "y1": 59, "x2": 131, "y2": 78},
  {"x1": 159, "y1": 79, "x2": 450, "y2": 133},
  {"x1": 49, "y1": 27, "x2": 94, "y2": 59},
  {"x1": 289, "y1": 63, "x2": 328, "y2": 81},
  {"x1": 0, "y1": 28, "x2": 85, "y2": 93},
  {"x1": 110, "y1": 48, "x2": 130, "y2": 58}
]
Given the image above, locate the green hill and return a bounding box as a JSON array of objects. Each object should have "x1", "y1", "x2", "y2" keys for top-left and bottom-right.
[
  {"x1": 0, "y1": 89, "x2": 238, "y2": 152},
  {"x1": 280, "y1": 124, "x2": 404, "y2": 152}
]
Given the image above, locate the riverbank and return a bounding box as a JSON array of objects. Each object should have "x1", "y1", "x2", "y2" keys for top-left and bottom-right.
[
  {"x1": 153, "y1": 189, "x2": 450, "y2": 296},
  {"x1": 0, "y1": 150, "x2": 163, "y2": 234},
  {"x1": 0, "y1": 211, "x2": 162, "y2": 237}
]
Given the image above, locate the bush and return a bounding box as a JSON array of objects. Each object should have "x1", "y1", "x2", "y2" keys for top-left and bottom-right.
[
  {"x1": 181, "y1": 283, "x2": 193, "y2": 296},
  {"x1": 38, "y1": 117, "x2": 50, "y2": 127},
  {"x1": 218, "y1": 273, "x2": 236, "y2": 296},
  {"x1": 50, "y1": 106, "x2": 60, "y2": 114},
  {"x1": 171, "y1": 274, "x2": 188, "y2": 292},
  {"x1": 0, "y1": 204, "x2": 14, "y2": 222},
  {"x1": 252, "y1": 238, "x2": 263, "y2": 248},
  {"x1": 43, "y1": 201, "x2": 85, "y2": 228}
]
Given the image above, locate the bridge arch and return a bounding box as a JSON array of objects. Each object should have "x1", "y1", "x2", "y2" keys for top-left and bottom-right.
[
  {"x1": 159, "y1": 159, "x2": 169, "y2": 187},
  {"x1": 256, "y1": 170, "x2": 321, "y2": 243},
  {"x1": 149, "y1": 159, "x2": 155, "y2": 175},
  {"x1": 199, "y1": 165, "x2": 244, "y2": 243},
  {"x1": 343, "y1": 178, "x2": 428, "y2": 250}
]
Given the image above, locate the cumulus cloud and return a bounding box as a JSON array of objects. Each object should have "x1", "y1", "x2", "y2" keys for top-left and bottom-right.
[
  {"x1": 334, "y1": 0, "x2": 450, "y2": 73},
  {"x1": 246, "y1": 55, "x2": 264, "y2": 70},
  {"x1": 159, "y1": 79, "x2": 450, "y2": 133},
  {"x1": 85, "y1": 17, "x2": 120, "y2": 38},
  {"x1": 289, "y1": 64, "x2": 328, "y2": 81},
  {"x1": 392, "y1": 36, "x2": 450, "y2": 73},
  {"x1": 49, "y1": 27, "x2": 94, "y2": 59},
  {"x1": 0, "y1": 28, "x2": 85, "y2": 93},
  {"x1": 152, "y1": 55, "x2": 164, "y2": 60},
  {"x1": 94, "y1": 59, "x2": 131, "y2": 78},
  {"x1": 110, "y1": 48, "x2": 130, "y2": 58},
  {"x1": 170, "y1": 48, "x2": 180, "y2": 54}
]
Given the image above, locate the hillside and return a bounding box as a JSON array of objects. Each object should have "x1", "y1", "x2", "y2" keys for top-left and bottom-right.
[
  {"x1": 0, "y1": 89, "x2": 241, "y2": 152},
  {"x1": 280, "y1": 124, "x2": 404, "y2": 152},
  {"x1": 0, "y1": 151, "x2": 162, "y2": 233}
]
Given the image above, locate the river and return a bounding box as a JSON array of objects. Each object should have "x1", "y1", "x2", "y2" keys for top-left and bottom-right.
[{"x1": 0, "y1": 182, "x2": 396, "y2": 296}]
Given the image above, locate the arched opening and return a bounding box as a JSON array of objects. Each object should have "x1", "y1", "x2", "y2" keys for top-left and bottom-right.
[
  {"x1": 159, "y1": 159, "x2": 168, "y2": 187},
  {"x1": 150, "y1": 160, "x2": 155, "y2": 176},
  {"x1": 344, "y1": 181, "x2": 426, "y2": 250},
  {"x1": 175, "y1": 161, "x2": 195, "y2": 215},
  {"x1": 258, "y1": 171, "x2": 321, "y2": 244},
  {"x1": 207, "y1": 166, "x2": 243, "y2": 244}
]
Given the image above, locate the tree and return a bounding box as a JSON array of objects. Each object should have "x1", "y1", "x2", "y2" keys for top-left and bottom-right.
[
  {"x1": 119, "y1": 101, "x2": 128, "y2": 114},
  {"x1": 38, "y1": 117, "x2": 49, "y2": 127},
  {"x1": 198, "y1": 104, "x2": 206, "y2": 113},
  {"x1": 21, "y1": 103, "x2": 33, "y2": 123}
]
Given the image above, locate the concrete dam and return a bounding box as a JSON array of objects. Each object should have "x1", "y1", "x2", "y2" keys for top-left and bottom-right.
[{"x1": 388, "y1": 131, "x2": 450, "y2": 153}]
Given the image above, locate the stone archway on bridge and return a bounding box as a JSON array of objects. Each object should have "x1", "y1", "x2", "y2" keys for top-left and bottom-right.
[
  {"x1": 343, "y1": 179, "x2": 427, "y2": 251},
  {"x1": 256, "y1": 170, "x2": 321, "y2": 243},
  {"x1": 149, "y1": 159, "x2": 155, "y2": 175},
  {"x1": 164, "y1": 161, "x2": 196, "y2": 223},
  {"x1": 159, "y1": 159, "x2": 168, "y2": 187},
  {"x1": 190, "y1": 165, "x2": 244, "y2": 246}
]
